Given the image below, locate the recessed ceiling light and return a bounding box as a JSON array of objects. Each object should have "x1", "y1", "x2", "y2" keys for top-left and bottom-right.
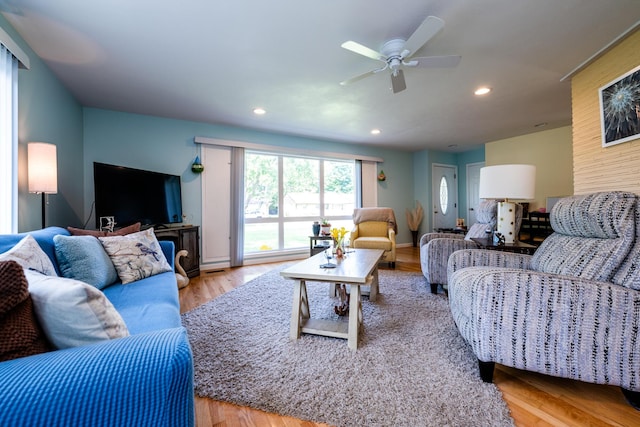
[
  {"x1": 474, "y1": 87, "x2": 491, "y2": 96},
  {"x1": 253, "y1": 107, "x2": 266, "y2": 115},
  {"x1": 534, "y1": 122, "x2": 548, "y2": 128},
  {"x1": 370, "y1": 129, "x2": 381, "y2": 135}
]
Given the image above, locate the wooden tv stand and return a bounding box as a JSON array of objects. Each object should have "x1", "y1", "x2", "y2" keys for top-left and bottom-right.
[{"x1": 154, "y1": 225, "x2": 200, "y2": 278}]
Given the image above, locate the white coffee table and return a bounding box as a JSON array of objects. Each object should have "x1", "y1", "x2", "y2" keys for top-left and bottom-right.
[{"x1": 280, "y1": 248, "x2": 384, "y2": 350}]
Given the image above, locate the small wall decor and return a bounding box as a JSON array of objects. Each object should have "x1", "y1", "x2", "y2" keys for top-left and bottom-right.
[
  {"x1": 599, "y1": 64, "x2": 640, "y2": 147},
  {"x1": 377, "y1": 170, "x2": 386, "y2": 181},
  {"x1": 191, "y1": 155, "x2": 204, "y2": 173}
]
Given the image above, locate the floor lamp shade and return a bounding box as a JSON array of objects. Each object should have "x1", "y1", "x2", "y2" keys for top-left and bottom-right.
[
  {"x1": 28, "y1": 142, "x2": 57, "y2": 229},
  {"x1": 28, "y1": 142, "x2": 58, "y2": 194},
  {"x1": 479, "y1": 164, "x2": 536, "y2": 243}
]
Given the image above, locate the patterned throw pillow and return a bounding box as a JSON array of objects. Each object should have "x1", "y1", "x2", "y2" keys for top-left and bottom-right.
[
  {"x1": 98, "y1": 228, "x2": 172, "y2": 285},
  {"x1": 53, "y1": 235, "x2": 119, "y2": 290},
  {"x1": 0, "y1": 261, "x2": 51, "y2": 361},
  {"x1": 24, "y1": 269, "x2": 129, "y2": 349},
  {"x1": 0, "y1": 235, "x2": 57, "y2": 276}
]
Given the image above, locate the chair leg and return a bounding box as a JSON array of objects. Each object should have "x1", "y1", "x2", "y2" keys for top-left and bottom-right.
[
  {"x1": 430, "y1": 283, "x2": 438, "y2": 294},
  {"x1": 390, "y1": 261, "x2": 395, "y2": 268},
  {"x1": 478, "y1": 360, "x2": 495, "y2": 383},
  {"x1": 622, "y1": 388, "x2": 640, "y2": 410}
]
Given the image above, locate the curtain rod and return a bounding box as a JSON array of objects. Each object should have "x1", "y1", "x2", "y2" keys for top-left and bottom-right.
[{"x1": 194, "y1": 136, "x2": 384, "y2": 163}]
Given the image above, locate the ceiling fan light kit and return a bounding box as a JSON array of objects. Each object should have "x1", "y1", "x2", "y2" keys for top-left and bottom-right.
[{"x1": 340, "y1": 15, "x2": 461, "y2": 94}]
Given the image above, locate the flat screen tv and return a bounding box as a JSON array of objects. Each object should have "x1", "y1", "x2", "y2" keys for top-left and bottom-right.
[{"x1": 94, "y1": 162, "x2": 183, "y2": 228}]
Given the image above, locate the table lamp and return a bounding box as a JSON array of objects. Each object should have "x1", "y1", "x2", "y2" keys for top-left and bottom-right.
[
  {"x1": 28, "y1": 142, "x2": 58, "y2": 228},
  {"x1": 479, "y1": 164, "x2": 536, "y2": 243}
]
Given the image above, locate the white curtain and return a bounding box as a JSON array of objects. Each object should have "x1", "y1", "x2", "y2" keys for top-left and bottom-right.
[
  {"x1": 230, "y1": 147, "x2": 244, "y2": 266},
  {"x1": 0, "y1": 44, "x2": 18, "y2": 233}
]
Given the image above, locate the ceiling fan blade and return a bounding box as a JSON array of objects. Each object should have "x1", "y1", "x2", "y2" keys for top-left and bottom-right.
[
  {"x1": 402, "y1": 16, "x2": 445, "y2": 59},
  {"x1": 341, "y1": 41, "x2": 385, "y2": 61},
  {"x1": 408, "y1": 55, "x2": 461, "y2": 68},
  {"x1": 340, "y1": 68, "x2": 380, "y2": 86},
  {"x1": 391, "y1": 69, "x2": 406, "y2": 93}
]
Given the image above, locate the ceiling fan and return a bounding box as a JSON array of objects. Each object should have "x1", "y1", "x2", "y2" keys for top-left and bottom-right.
[{"x1": 340, "y1": 16, "x2": 461, "y2": 94}]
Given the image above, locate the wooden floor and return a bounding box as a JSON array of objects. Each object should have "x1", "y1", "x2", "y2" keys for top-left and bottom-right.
[{"x1": 179, "y1": 247, "x2": 640, "y2": 427}]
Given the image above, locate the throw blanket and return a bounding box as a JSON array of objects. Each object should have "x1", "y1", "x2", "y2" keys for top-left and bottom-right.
[{"x1": 353, "y1": 207, "x2": 398, "y2": 234}]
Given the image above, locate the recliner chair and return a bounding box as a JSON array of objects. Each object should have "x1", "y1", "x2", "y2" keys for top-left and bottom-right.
[{"x1": 420, "y1": 200, "x2": 522, "y2": 294}]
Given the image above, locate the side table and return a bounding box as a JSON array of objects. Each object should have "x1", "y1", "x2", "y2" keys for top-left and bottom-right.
[
  {"x1": 470, "y1": 237, "x2": 536, "y2": 255},
  {"x1": 309, "y1": 235, "x2": 333, "y2": 257}
]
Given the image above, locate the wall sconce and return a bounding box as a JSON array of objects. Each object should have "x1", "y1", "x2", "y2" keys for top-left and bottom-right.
[
  {"x1": 28, "y1": 142, "x2": 58, "y2": 228},
  {"x1": 479, "y1": 164, "x2": 536, "y2": 244}
]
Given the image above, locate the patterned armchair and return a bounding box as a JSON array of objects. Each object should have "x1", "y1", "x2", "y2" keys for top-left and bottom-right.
[
  {"x1": 350, "y1": 208, "x2": 397, "y2": 268},
  {"x1": 447, "y1": 192, "x2": 640, "y2": 408},
  {"x1": 420, "y1": 200, "x2": 504, "y2": 294}
]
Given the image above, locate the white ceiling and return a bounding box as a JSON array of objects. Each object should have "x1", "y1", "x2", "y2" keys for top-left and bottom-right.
[{"x1": 2, "y1": 1, "x2": 640, "y2": 152}]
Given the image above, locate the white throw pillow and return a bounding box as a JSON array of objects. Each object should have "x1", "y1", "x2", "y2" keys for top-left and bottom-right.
[
  {"x1": 99, "y1": 228, "x2": 172, "y2": 284},
  {"x1": 24, "y1": 269, "x2": 130, "y2": 349},
  {"x1": 0, "y1": 235, "x2": 57, "y2": 276}
]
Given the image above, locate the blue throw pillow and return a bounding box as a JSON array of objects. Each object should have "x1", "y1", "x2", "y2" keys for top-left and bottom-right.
[{"x1": 53, "y1": 235, "x2": 118, "y2": 289}]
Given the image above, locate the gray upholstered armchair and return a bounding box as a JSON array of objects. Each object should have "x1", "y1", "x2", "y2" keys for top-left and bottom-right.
[
  {"x1": 447, "y1": 192, "x2": 640, "y2": 408},
  {"x1": 420, "y1": 200, "x2": 499, "y2": 294}
]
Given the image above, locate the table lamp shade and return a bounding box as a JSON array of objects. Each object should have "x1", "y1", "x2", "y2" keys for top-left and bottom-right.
[
  {"x1": 479, "y1": 164, "x2": 536, "y2": 200},
  {"x1": 478, "y1": 164, "x2": 536, "y2": 244},
  {"x1": 28, "y1": 142, "x2": 57, "y2": 194}
]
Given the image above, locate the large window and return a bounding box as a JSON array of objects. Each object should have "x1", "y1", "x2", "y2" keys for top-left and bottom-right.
[{"x1": 244, "y1": 152, "x2": 355, "y2": 254}]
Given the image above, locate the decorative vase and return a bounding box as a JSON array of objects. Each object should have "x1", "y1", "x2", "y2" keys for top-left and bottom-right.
[
  {"x1": 411, "y1": 230, "x2": 419, "y2": 247},
  {"x1": 191, "y1": 156, "x2": 204, "y2": 173},
  {"x1": 312, "y1": 222, "x2": 320, "y2": 236},
  {"x1": 335, "y1": 246, "x2": 344, "y2": 259}
]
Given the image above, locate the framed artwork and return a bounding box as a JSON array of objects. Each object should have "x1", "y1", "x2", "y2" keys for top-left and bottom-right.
[{"x1": 599, "y1": 64, "x2": 640, "y2": 147}]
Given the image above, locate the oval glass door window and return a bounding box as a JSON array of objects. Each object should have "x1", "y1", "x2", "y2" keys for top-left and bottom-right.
[{"x1": 439, "y1": 176, "x2": 449, "y2": 215}]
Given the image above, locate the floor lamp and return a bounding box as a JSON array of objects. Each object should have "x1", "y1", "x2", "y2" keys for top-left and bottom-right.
[
  {"x1": 28, "y1": 142, "x2": 58, "y2": 229},
  {"x1": 479, "y1": 164, "x2": 536, "y2": 244}
]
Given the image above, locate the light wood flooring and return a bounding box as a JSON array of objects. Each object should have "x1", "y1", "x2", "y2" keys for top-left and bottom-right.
[{"x1": 179, "y1": 247, "x2": 640, "y2": 427}]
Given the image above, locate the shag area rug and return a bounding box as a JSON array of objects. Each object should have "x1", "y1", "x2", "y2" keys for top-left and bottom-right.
[{"x1": 181, "y1": 268, "x2": 514, "y2": 427}]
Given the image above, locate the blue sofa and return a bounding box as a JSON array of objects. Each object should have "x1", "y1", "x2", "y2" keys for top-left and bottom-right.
[{"x1": 0, "y1": 227, "x2": 194, "y2": 426}]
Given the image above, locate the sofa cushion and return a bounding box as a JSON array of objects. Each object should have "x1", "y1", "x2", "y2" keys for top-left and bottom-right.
[
  {"x1": 356, "y1": 221, "x2": 389, "y2": 237},
  {"x1": 53, "y1": 235, "x2": 118, "y2": 290},
  {"x1": 351, "y1": 237, "x2": 392, "y2": 251},
  {"x1": 24, "y1": 270, "x2": 130, "y2": 349},
  {"x1": 99, "y1": 228, "x2": 172, "y2": 285},
  {"x1": 0, "y1": 227, "x2": 70, "y2": 275},
  {"x1": 103, "y1": 271, "x2": 181, "y2": 334},
  {"x1": 530, "y1": 192, "x2": 636, "y2": 283},
  {"x1": 0, "y1": 235, "x2": 57, "y2": 276},
  {"x1": 0, "y1": 261, "x2": 51, "y2": 361}
]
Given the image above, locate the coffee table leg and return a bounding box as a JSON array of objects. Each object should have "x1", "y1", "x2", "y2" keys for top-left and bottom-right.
[
  {"x1": 369, "y1": 267, "x2": 379, "y2": 302},
  {"x1": 348, "y1": 284, "x2": 361, "y2": 351},
  {"x1": 290, "y1": 280, "x2": 309, "y2": 340}
]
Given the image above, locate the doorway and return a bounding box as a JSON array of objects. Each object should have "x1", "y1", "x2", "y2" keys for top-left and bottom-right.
[
  {"x1": 466, "y1": 162, "x2": 484, "y2": 226},
  {"x1": 432, "y1": 164, "x2": 458, "y2": 231}
]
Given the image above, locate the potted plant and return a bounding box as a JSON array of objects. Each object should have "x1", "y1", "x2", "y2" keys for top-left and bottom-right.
[{"x1": 320, "y1": 218, "x2": 331, "y2": 236}]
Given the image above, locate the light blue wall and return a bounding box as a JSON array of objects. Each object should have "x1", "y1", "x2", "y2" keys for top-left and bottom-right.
[
  {"x1": 83, "y1": 108, "x2": 417, "y2": 244},
  {"x1": 1, "y1": 15, "x2": 84, "y2": 232}
]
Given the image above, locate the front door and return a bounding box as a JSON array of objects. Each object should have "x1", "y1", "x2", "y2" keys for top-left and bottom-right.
[{"x1": 432, "y1": 164, "x2": 458, "y2": 231}]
